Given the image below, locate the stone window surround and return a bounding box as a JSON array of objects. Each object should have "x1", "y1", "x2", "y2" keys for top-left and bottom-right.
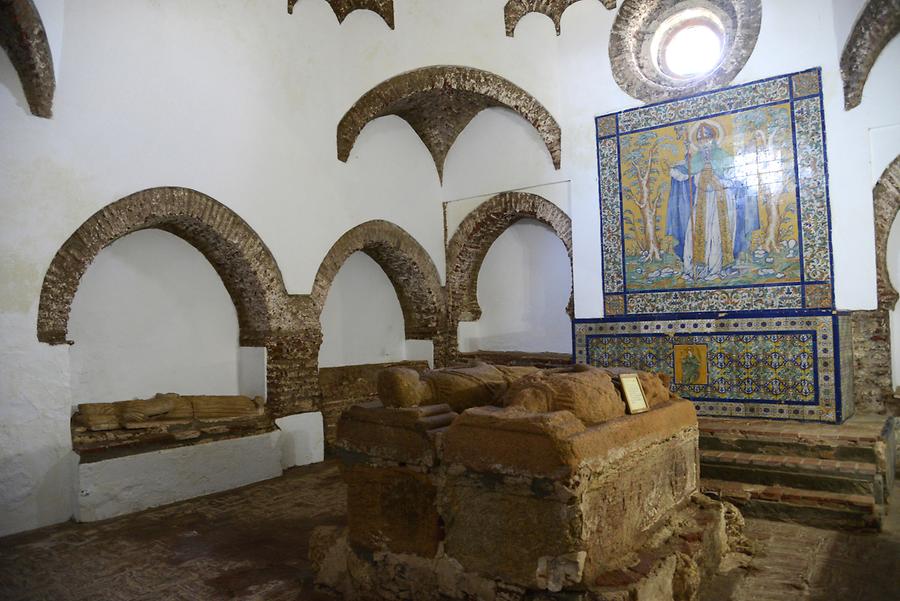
[{"x1": 609, "y1": 0, "x2": 762, "y2": 103}]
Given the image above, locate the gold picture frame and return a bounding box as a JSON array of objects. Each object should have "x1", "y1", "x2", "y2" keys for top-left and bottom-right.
[{"x1": 619, "y1": 373, "x2": 649, "y2": 414}]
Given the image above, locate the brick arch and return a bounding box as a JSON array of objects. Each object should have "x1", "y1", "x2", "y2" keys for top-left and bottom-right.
[
  {"x1": 446, "y1": 192, "x2": 573, "y2": 324},
  {"x1": 310, "y1": 220, "x2": 446, "y2": 346},
  {"x1": 841, "y1": 0, "x2": 900, "y2": 110},
  {"x1": 337, "y1": 65, "x2": 561, "y2": 182},
  {"x1": 37, "y1": 187, "x2": 303, "y2": 347},
  {"x1": 874, "y1": 156, "x2": 900, "y2": 310},
  {"x1": 0, "y1": 0, "x2": 56, "y2": 118}
]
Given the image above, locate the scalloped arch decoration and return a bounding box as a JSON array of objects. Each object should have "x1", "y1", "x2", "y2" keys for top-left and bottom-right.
[
  {"x1": 337, "y1": 66, "x2": 562, "y2": 182},
  {"x1": 504, "y1": 0, "x2": 617, "y2": 37},
  {"x1": 287, "y1": 0, "x2": 394, "y2": 29}
]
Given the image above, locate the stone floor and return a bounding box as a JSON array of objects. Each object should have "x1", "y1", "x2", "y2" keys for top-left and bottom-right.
[{"x1": 1, "y1": 460, "x2": 898, "y2": 601}]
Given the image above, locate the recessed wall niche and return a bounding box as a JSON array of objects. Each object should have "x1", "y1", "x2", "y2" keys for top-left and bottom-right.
[{"x1": 67, "y1": 229, "x2": 245, "y2": 404}]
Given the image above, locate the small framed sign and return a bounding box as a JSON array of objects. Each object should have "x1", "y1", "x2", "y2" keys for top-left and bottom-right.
[{"x1": 619, "y1": 373, "x2": 649, "y2": 414}]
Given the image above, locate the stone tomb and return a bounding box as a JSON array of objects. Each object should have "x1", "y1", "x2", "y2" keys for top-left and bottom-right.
[
  {"x1": 72, "y1": 393, "x2": 274, "y2": 459},
  {"x1": 311, "y1": 363, "x2": 744, "y2": 600}
]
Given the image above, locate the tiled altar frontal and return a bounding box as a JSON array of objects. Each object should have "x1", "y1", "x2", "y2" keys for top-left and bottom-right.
[{"x1": 574, "y1": 310, "x2": 854, "y2": 424}]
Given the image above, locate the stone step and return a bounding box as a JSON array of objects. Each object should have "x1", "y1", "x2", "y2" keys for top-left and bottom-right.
[
  {"x1": 700, "y1": 478, "x2": 883, "y2": 530},
  {"x1": 699, "y1": 417, "x2": 883, "y2": 463},
  {"x1": 700, "y1": 450, "x2": 884, "y2": 501}
]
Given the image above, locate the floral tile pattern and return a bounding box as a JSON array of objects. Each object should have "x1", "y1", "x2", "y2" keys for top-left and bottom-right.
[{"x1": 573, "y1": 311, "x2": 853, "y2": 423}]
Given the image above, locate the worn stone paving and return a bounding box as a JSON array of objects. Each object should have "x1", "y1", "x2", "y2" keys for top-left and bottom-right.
[
  {"x1": 703, "y1": 483, "x2": 900, "y2": 601},
  {"x1": 0, "y1": 460, "x2": 346, "y2": 601},
  {"x1": 1, "y1": 460, "x2": 897, "y2": 601}
]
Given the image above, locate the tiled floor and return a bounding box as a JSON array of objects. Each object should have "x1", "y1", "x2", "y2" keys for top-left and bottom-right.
[
  {"x1": 0, "y1": 460, "x2": 345, "y2": 601},
  {"x1": 1, "y1": 460, "x2": 898, "y2": 601}
]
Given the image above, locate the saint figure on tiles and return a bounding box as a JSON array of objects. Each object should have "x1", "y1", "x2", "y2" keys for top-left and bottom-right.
[{"x1": 665, "y1": 120, "x2": 759, "y2": 282}]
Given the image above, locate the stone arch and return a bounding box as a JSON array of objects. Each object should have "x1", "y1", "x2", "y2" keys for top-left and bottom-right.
[
  {"x1": 336, "y1": 65, "x2": 562, "y2": 181},
  {"x1": 446, "y1": 192, "x2": 573, "y2": 324},
  {"x1": 37, "y1": 187, "x2": 301, "y2": 347},
  {"x1": 310, "y1": 220, "x2": 446, "y2": 348},
  {"x1": 504, "y1": 0, "x2": 617, "y2": 37},
  {"x1": 874, "y1": 156, "x2": 900, "y2": 310},
  {"x1": 841, "y1": 0, "x2": 900, "y2": 110},
  {"x1": 0, "y1": 0, "x2": 55, "y2": 118},
  {"x1": 37, "y1": 187, "x2": 319, "y2": 417},
  {"x1": 287, "y1": 0, "x2": 394, "y2": 29}
]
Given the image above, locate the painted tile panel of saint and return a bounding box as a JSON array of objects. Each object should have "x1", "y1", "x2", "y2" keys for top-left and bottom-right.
[{"x1": 620, "y1": 103, "x2": 800, "y2": 292}]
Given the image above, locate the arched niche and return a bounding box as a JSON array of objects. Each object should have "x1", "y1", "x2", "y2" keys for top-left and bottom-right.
[
  {"x1": 36, "y1": 187, "x2": 316, "y2": 416},
  {"x1": 317, "y1": 251, "x2": 415, "y2": 368},
  {"x1": 459, "y1": 218, "x2": 573, "y2": 353},
  {"x1": 37, "y1": 187, "x2": 296, "y2": 346},
  {"x1": 310, "y1": 220, "x2": 447, "y2": 364},
  {"x1": 446, "y1": 192, "x2": 573, "y2": 358},
  {"x1": 68, "y1": 229, "x2": 245, "y2": 403},
  {"x1": 446, "y1": 192, "x2": 572, "y2": 321},
  {"x1": 852, "y1": 156, "x2": 900, "y2": 414},
  {"x1": 874, "y1": 156, "x2": 900, "y2": 310}
]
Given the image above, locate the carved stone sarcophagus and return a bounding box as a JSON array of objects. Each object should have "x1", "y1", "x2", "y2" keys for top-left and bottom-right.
[{"x1": 312, "y1": 363, "x2": 740, "y2": 600}]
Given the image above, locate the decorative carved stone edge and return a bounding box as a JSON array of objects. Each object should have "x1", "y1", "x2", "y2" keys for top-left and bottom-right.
[
  {"x1": 337, "y1": 65, "x2": 562, "y2": 182},
  {"x1": 504, "y1": 0, "x2": 617, "y2": 37},
  {"x1": 609, "y1": 0, "x2": 762, "y2": 103},
  {"x1": 0, "y1": 0, "x2": 55, "y2": 118},
  {"x1": 287, "y1": 0, "x2": 395, "y2": 29},
  {"x1": 445, "y1": 191, "x2": 573, "y2": 361},
  {"x1": 841, "y1": 0, "x2": 900, "y2": 110},
  {"x1": 37, "y1": 188, "x2": 448, "y2": 417}
]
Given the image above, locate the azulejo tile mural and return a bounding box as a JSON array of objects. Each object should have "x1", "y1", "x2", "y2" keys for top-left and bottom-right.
[
  {"x1": 597, "y1": 68, "x2": 835, "y2": 315},
  {"x1": 574, "y1": 311, "x2": 854, "y2": 423}
]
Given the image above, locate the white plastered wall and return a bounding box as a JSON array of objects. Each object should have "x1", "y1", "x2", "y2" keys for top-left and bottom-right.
[{"x1": 1, "y1": 0, "x2": 898, "y2": 536}]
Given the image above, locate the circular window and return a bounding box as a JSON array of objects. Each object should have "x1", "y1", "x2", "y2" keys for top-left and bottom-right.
[
  {"x1": 610, "y1": 0, "x2": 761, "y2": 103},
  {"x1": 655, "y1": 14, "x2": 725, "y2": 79}
]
